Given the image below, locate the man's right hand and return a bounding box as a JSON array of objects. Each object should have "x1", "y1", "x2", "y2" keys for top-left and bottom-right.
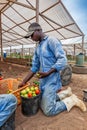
[
  {"x1": 18, "y1": 70, "x2": 35, "y2": 88},
  {"x1": 18, "y1": 82, "x2": 26, "y2": 88}
]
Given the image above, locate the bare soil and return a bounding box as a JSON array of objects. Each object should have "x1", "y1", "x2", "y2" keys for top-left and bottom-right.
[{"x1": 0, "y1": 61, "x2": 87, "y2": 130}]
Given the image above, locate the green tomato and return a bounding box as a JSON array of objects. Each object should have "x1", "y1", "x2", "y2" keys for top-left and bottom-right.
[
  {"x1": 25, "y1": 88, "x2": 30, "y2": 93},
  {"x1": 34, "y1": 87, "x2": 38, "y2": 90},
  {"x1": 32, "y1": 93, "x2": 37, "y2": 97},
  {"x1": 36, "y1": 73, "x2": 40, "y2": 76},
  {"x1": 32, "y1": 91, "x2": 35, "y2": 94},
  {"x1": 20, "y1": 89, "x2": 27, "y2": 95},
  {"x1": 30, "y1": 86, "x2": 35, "y2": 91},
  {"x1": 28, "y1": 90, "x2": 32, "y2": 94},
  {"x1": 23, "y1": 94, "x2": 28, "y2": 98}
]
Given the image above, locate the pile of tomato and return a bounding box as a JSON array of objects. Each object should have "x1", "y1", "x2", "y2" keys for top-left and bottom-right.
[{"x1": 20, "y1": 85, "x2": 40, "y2": 98}]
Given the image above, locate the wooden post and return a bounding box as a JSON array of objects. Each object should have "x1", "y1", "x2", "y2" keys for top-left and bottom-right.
[
  {"x1": 36, "y1": 0, "x2": 39, "y2": 47},
  {"x1": 82, "y1": 36, "x2": 84, "y2": 53},
  {"x1": 84, "y1": 50, "x2": 86, "y2": 61},
  {"x1": 0, "y1": 12, "x2": 3, "y2": 61},
  {"x1": 73, "y1": 44, "x2": 75, "y2": 60},
  {"x1": 36, "y1": 0, "x2": 39, "y2": 23},
  {"x1": 29, "y1": 48, "x2": 31, "y2": 67},
  {"x1": 21, "y1": 44, "x2": 24, "y2": 58},
  {"x1": 10, "y1": 46, "x2": 11, "y2": 57}
]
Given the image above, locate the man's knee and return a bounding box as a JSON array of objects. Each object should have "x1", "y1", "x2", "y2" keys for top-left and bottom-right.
[
  {"x1": 42, "y1": 108, "x2": 53, "y2": 116},
  {"x1": 41, "y1": 103, "x2": 53, "y2": 116},
  {"x1": 9, "y1": 94, "x2": 17, "y2": 106}
]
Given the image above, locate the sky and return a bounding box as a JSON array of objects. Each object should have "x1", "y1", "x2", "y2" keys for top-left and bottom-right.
[{"x1": 62, "y1": 0, "x2": 87, "y2": 37}]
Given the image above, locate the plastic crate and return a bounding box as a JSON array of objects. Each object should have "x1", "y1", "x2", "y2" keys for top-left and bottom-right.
[{"x1": 0, "y1": 78, "x2": 30, "y2": 105}]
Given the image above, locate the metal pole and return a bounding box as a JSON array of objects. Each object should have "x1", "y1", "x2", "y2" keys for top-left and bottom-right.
[{"x1": 0, "y1": 12, "x2": 3, "y2": 61}]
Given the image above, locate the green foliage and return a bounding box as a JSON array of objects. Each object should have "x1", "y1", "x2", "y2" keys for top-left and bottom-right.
[
  {"x1": 67, "y1": 55, "x2": 73, "y2": 61},
  {"x1": 24, "y1": 55, "x2": 32, "y2": 59},
  {"x1": 7, "y1": 53, "x2": 33, "y2": 60}
]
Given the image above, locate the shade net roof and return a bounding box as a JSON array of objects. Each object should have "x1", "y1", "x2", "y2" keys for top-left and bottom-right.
[
  {"x1": 0, "y1": 0, "x2": 84, "y2": 49},
  {"x1": 62, "y1": 35, "x2": 87, "y2": 55}
]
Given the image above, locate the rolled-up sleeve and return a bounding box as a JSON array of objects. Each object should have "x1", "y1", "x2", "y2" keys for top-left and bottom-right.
[
  {"x1": 31, "y1": 49, "x2": 40, "y2": 73},
  {"x1": 48, "y1": 37, "x2": 67, "y2": 71}
]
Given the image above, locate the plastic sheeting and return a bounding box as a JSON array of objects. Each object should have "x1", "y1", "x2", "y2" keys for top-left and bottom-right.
[{"x1": 0, "y1": 0, "x2": 84, "y2": 49}]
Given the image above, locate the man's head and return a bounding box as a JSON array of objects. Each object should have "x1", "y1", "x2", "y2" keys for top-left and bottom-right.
[{"x1": 24, "y1": 22, "x2": 42, "y2": 41}]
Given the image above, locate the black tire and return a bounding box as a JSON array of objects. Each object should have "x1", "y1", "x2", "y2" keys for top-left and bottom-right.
[{"x1": 60, "y1": 65, "x2": 72, "y2": 86}]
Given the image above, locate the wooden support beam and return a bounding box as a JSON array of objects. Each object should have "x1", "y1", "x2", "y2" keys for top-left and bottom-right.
[
  {"x1": 1, "y1": 1, "x2": 10, "y2": 12},
  {"x1": 6, "y1": 0, "x2": 36, "y2": 11},
  {"x1": 21, "y1": 44, "x2": 24, "y2": 58},
  {"x1": 36, "y1": 0, "x2": 39, "y2": 23},
  {"x1": 3, "y1": 13, "x2": 27, "y2": 32},
  {"x1": 0, "y1": 12, "x2": 3, "y2": 61},
  {"x1": 73, "y1": 44, "x2": 75, "y2": 56},
  {"x1": 40, "y1": 15, "x2": 65, "y2": 39},
  {"x1": 40, "y1": 14, "x2": 82, "y2": 36},
  {"x1": 82, "y1": 36, "x2": 84, "y2": 53},
  {"x1": 60, "y1": 1, "x2": 84, "y2": 36}
]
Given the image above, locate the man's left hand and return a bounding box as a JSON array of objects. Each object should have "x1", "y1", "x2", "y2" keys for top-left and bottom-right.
[{"x1": 38, "y1": 71, "x2": 49, "y2": 78}]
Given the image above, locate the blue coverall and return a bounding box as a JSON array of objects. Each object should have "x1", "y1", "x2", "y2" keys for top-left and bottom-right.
[
  {"x1": 31, "y1": 36, "x2": 67, "y2": 116},
  {"x1": 0, "y1": 94, "x2": 17, "y2": 126}
]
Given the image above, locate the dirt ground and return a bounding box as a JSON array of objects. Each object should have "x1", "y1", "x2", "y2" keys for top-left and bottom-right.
[{"x1": 0, "y1": 61, "x2": 87, "y2": 130}]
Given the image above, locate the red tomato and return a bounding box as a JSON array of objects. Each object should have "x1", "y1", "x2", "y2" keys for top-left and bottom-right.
[
  {"x1": 0, "y1": 77, "x2": 3, "y2": 80},
  {"x1": 28, "y1": 93, "x2": 32, "y2": 98},
  {"x1": 35, "y1": 89, "x2": 40, "y2": 95}
]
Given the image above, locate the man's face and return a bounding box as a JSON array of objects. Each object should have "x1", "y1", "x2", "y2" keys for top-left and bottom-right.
[{"x1": 31, "y1": 30, "x2": 40, "y2": 41}]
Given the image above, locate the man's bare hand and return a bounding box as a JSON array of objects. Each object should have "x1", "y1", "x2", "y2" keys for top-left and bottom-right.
[
  {"x1": 18, "y1": 82, "x2": 26, "y2": 88},
  {"x1": 38, "y1": 71, "x2": 49, "y2": 78}
]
